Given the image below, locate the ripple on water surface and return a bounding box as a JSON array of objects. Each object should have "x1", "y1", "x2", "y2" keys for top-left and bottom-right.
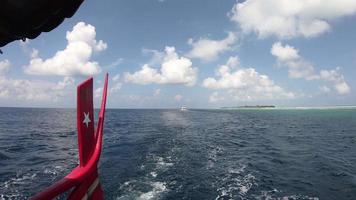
[{"x1": 1, "y1": 108, "x2": 356, "y2": 200}]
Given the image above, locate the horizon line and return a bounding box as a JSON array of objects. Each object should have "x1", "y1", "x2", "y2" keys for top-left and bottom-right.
[{"x1": 1, "y1": 105, "x2": 356, "y2": 110}]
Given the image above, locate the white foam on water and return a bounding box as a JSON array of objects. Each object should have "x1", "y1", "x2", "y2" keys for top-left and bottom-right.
[
  {"x1": 0, "y1": 172, "x2": 38, "y2": 200},
  {"x1": 140, "y1": 164, "x2": 145, "y2": 170},
  {"x1": 256, "y1": 189, "x2": 319, "y2": 200},
  {"x1": 145, "y1": 154, "x2": 174, "y2": 170},
  {"x1": 117, "y1": 181, "x2": 168, "y2": 200},
  {"x1": 138, "y1": 182, "x2": 167, "y2": 200},
  {"x1": 239, "y1": 185, "x2": 249, "y2": 194},
  {"x1": 155, "y1": 156, "x2": 173, "y2": 168},
  {"x1": 228, "y1": 165, "x2": 246, "y2": 174},
  {"x1": 150, "y1": 171, "x2": 157, "y2": 178},
  {"x1": 207, "y1": 146, "x2": 223, "y2": 169},
  {"x1": 44, "y1": 168, "x2": 57, "y2": 176},
  {"x1": 1, "y1": 172, "x2": 37, "y2": 189},
  {"x1": 43, "y1": 165, "x2": 66, "y2": 181},
  {"x1": 215, "y1": 164, "x2": 256, "y2": 200},
  {"x1": 116, "y1": 154, "x2": 173, "y2": 200},
  {"x1": 0, "y1": 193, "x2": 23, "y2": 200},
  {"x1": 282, "y1": 195, "x2": 319, "y2": 200}
]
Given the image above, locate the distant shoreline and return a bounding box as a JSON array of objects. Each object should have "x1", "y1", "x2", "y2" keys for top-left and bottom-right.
[
  {"x1": 220, "y1": 105, "x2": 356, "y2": 110},
  {"x1": 221, "y1": 105, "x2": 275, "y2": 109},
  {"x1": 0, "y1": 105, "x2": 356, "y2": 110}
]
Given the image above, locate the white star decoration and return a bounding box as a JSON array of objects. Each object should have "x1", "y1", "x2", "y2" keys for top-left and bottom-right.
[{"x1": 83, "y1": 112, "x2": 91, "y2": 128}]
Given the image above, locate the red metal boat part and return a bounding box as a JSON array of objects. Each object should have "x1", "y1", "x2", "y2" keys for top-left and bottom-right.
[{"x1": 31, "y1": 73, "x2": 109, "y2": 200}]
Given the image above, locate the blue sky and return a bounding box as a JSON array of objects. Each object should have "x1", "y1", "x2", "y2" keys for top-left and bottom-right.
[{"x1": 0, "y1": 0, "x2": 355, "y2": 108}]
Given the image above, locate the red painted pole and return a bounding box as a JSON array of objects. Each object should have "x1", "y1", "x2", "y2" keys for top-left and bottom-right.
[{"x1": 31, "y1": 73, "x2": 108, "y2": 200}]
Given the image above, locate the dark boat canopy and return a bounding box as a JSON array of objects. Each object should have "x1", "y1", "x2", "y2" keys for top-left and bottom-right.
[{"x1": 0, "y1": 0, "x2": 84, "y2": 48}]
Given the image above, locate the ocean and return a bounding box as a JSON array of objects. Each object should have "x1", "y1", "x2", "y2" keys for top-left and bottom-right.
[{"x1": 0, "y1": 108, "x2": 355, "y2": 200}]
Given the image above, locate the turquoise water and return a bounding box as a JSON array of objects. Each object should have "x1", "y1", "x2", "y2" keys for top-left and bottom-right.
[{"x1": 0, "y1": 108, "x2": 356, "y2": 199}]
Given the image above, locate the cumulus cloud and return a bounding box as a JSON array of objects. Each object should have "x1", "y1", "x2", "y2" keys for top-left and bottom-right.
[
  {"x1": 320, "y1": 68, "x2": 350, "y2": 95},
  {"x1": 125, "y1": 46, "x2": 197, "y2": 86},
  {"x1": 209, "y1": 92, "x2": 225, "y2": 103},
  {"x1": 230, "y1": 0, "x2": 356, "y2": 38},
  {"x1": 142, "y1": 48, "x2": 165, "y2": 66},
  {"x1": 110, "y1": 74, "x2": 122, "y2": 93},
  {"x1": 271, "y1": 42, "x2": 317, "y2": 80},
  {"x1": 187, "y1": 32, "x2": 237, "y2": 61},
  {"x1": 0, "y1": 60, "x2": 11, "y2": 75},
  {"x1": 0, "y1": 76, "x2": 74, "y2": 101},
  {"x1": 54, "y1": 76, "x2": 75, "y2": 90},
  {"x1": 203, "y1": 56, "x2": 295, "y2": 101},
  {"x1": 270, "y1": 42, "x2": 300, "y2": 61},
  {"x1": 24, "y1": 22, "x2": 107, "y2": 76},
  {"x1": 271, "y1": 42, "x2": 350, "y2": 94}
]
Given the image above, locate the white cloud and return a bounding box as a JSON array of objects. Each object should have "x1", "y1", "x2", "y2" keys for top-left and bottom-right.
[
  {"x1": 320, "y1": 68, "x2": 350, "y2": 95},
  {"x1": 271, "y1": 42, "x2": 317, "y2": 80},
  {"x1": 106, "y1": 58, "x2": 123, "y2": 68},
  {"x1": 271, "y1": 42, "x2": 350, "y2": 94},
  {"x1": 24, "y1": 22, "x2": 107, "y2": 76},
  {"x1": 94, "y1": 87, "x2": 103, "y2": 98},
  {"x1": 0, "y1": 60, "x2": 11, "y2": 75},
  {"x1": 0, "y1": 76, "x2": 74, "y2": 101},
  {"x1": 225, "y1": 56, "x2": 240, "y2": 68},
  {"x1": 110, "y1": 82, "x2": 122, "y2": 93},
  {"x1": 319, "y1": 86, "x2": 331, "y2": 93},
  {"x1": 174, "y1": 94, "x2": 183, "y2": 102},
  {"x1": 203, "y1": 56, "x2": 295, "y2": 101},
  {"x1": 230, "y1": 0, "x2": 356, "y2": 39},
  {"x1": 109, "y1": 73, "x2": 122, "y2": 93},
  {"x1": 125, "y1": 46, "x2": 197, "y2": 86},
  {"x1": 209, "y1": 92, "x2": 225, "y2": 103},
  {"x1": 271, "y1": 42, "x2": 300, "y2": 61},
  {"x1": 1, "y1": 59, "x2": 74, "y2": 102},
  {"x1": 112, "y1": 74, "x2": 120, "y2": 82},
  {"x1": 54, "y1": 76, "x2": 75, "y2": 90},
  {"x1": 187, "y1": 32, "x2": 237, "y2": 61},
  {"x1": 142, "y1": 48, "x2": 165, "y2": 66},
  {"x1": 125, "y1": 65, "x2": 161, "y2": 85}
]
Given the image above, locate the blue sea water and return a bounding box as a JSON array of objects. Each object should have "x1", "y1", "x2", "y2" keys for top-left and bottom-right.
[{"x1": 0, "y1": 108, "x2": 356, "y2": 200}]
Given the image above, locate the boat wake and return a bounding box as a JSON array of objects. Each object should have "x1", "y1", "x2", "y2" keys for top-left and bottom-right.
[
  {"x1": 116, "y1": 155, "x2": 173, "y2": 200},
  {"x1": 255, "y1": 189, "x2": 319, "y2": 200},
  {"x1": 0, "y1": 172, "x2": 37, "y2": 200},
  {"x1": 215, "y1": 164, "x2": 256, "y2": 200}
]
